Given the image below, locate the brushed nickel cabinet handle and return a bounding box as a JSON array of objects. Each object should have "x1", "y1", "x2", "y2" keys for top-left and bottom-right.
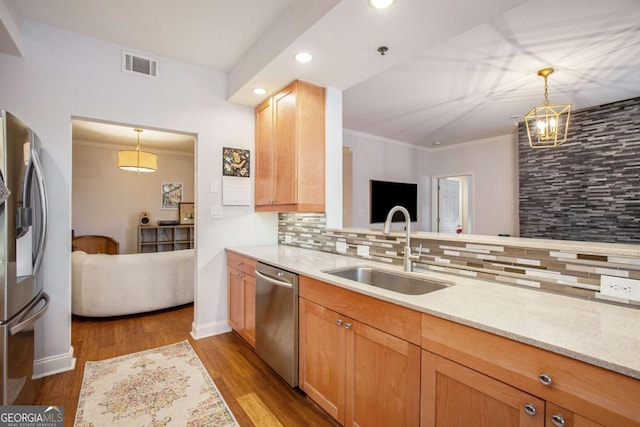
[
  {"x1": 538, "y1": 373, "x2": 553, "y2": 386},
  {"x1": 551, "y1": 414, "x2": 566, "y2": 427},
  {"x1": 523, "y1": 404, "x2": 537, "y2": 416}
]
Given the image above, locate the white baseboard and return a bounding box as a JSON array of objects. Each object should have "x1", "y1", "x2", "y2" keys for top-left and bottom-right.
[
  {"x1": 190, "y1": 320, "x2": 231, "y2": 339},
  {"x1": 33, "y1": 346, "x2": 77, "y2": 379}
]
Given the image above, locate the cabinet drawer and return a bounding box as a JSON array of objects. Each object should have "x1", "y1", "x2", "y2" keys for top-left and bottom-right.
[
  {"x1": 421, "y1": 314, "x2": 639, "y2": 427},
  {"x1": 300, "y1": 275, "x2": 421, "y2": 345},
  {"x1": 226, "y1": 251, "x2": 256, "y2": 276}
]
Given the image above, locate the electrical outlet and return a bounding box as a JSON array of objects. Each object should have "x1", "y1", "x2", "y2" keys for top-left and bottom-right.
[
  {"x1": 336, "y1": 241, "x2": 348, "y2": 253},
  {"x1": 284, "y1": 235, "x2": 293, "y2": 244},
  {"x1": 600, "y1": 276, "x2": 640, "y2": 301}
]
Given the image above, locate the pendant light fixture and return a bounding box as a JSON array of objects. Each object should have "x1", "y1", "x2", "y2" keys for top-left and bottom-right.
[
  {"x1": 524, "y1": 67, "x2": 572, "y2": 148},
  {"x1": 117, "y1": 128, "x2": 158, "y2": 173}
]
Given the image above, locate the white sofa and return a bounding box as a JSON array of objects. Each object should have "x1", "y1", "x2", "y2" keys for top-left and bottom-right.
[{"x1": 72, "y1": 249, "x2": 194, "y2": 317}]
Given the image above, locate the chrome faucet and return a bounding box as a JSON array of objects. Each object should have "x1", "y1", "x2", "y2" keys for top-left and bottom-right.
[{"x1": 383, "y1": 205, "x2": 420, "y2": 272}]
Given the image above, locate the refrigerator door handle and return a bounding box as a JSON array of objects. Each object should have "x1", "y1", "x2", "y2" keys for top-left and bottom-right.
[
  {"x1": 10, "y1": 292, "x2": 50, "y2": 336},
  {"x1": 29, "y1": 148, "x2": 48, "y2": 277}
]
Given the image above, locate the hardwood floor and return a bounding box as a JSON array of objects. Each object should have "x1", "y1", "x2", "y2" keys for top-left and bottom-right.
[{"x1": 34, "y1": 304, "x2": 336, "y2": 426}]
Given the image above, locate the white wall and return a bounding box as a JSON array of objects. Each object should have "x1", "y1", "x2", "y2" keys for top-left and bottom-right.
[
  {"x1": 343, "y1": 130, "x2": 518, "y2": 236},
  {"x1": 72, "y1": 141, "x2": 195, "y2": 254},
  {"x1": 343, "y1": 130, "x2": 430, "y2": 230},
  {"x1": 429, "y1": 134, "x2": 517, "y2": 236},
  {"x1": 0, "y1": 20, "x2": 278, "y2": 377}
]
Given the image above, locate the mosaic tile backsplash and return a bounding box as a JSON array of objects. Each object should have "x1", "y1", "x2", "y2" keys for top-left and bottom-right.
[{"x1": 278, "y1": 213, "x2": 640, "y2": 308}]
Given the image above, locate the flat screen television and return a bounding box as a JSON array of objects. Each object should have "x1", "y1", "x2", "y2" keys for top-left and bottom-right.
[{"x1": 370, "y1": 180, "x2": 418, "y2": 223}]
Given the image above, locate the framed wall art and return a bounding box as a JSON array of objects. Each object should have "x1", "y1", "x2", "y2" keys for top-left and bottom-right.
[
  {"x1": 179, "y1": 202, "x2": 195, "y2": 224},
  {"x1": 161, "y1": 182, "x2": 183, "y2": 209}
]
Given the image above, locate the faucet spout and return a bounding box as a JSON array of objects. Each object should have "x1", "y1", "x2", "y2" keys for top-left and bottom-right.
[{"x1": 382, "y1": 206, "x2": 419, "y2": 272}]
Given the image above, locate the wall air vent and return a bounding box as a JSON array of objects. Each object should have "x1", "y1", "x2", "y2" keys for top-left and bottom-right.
[{"x1": 122, "y1": 51, "x2": 159, "y2": 79}]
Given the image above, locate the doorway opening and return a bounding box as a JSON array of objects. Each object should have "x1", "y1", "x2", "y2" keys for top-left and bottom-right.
[{"x1": 431, "y1": 174, "x2": 473, "y2": 234}]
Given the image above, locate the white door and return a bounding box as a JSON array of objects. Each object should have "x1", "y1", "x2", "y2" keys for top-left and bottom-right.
[{"x1": 438, "y1": 178, "x2": 461, "y2": 233}]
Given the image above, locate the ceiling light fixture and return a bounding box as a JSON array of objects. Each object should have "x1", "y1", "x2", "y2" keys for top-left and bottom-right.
[
  {"x1": 369, "y1": 0, "x2": 395, "y2": 9},
  {"x1": 252, "y1": 87, "x2": 267, "y2": 95},
  {"x1": 294, "y1": 52, "x2": 313, "y2": 63},
  {"x1": 117, "y1": 128, "x2": 158, "y2": 173},
  {"x1": 524, "y1": 67, "x2": 572, "y2": 148}
]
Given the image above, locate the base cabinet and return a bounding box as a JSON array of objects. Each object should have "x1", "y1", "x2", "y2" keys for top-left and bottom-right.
[
  {"x1": 299, "y1": 297, "x2": 420, "y2": 427},
  {"x1": 226, "y1": 252, "x2": 256, "y2": 347},
  {"x1": 421, "y1": 351, "x2": 545, "y2": 427}
]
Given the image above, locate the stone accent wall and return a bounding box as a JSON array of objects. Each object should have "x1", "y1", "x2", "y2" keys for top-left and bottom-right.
[
  {"x1": 278, "y1": 213, "x2": 640, "y2": 308},
  {"x1": 518, "y1": 96, "x2": 640, "y2": 243}
]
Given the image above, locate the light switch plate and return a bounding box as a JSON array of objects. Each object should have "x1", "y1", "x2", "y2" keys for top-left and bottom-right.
[
  {"x1": 600, "y1": 275, "x2": 640, "y2": 301},
  {"x1": 210, "y1": 205, "x2": 223, "y2": 219}
]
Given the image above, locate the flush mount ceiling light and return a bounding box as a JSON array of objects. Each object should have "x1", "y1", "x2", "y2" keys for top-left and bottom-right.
[
  {"x1": 117, "y1": 128, "x2": 158, "y2": 173},
  {"x1": 524, "y1": 67, "x2": 572, "y2": 149},
  {"x1": 369, "y1": 0, "x2": 395, "y2": 9},
  {"x1": 252, "y1": 87, "x2": 267, "y2": 95},
  {"x1": 294, "y1": 52, "x2": 313, "y2": 63}
]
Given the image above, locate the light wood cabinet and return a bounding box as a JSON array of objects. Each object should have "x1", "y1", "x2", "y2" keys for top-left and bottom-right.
[
  {"x1": 138, "y1": 225, "x2": 194, "y2": 253},
  {"x1": 226, "y1": 251, "x2": 256, "y2": 347},
  {"x1": 299, "y1": 276, "x2": 421, "y2": 427},
  {"x1": 421, "y1": 314, "x2": 637, "y2": 427},
  {"x1": 422, "y1": 350, "x2": 545, "y2": 427},
  {"x1": 255, "y1": 80, "x2": 325, "y2": 212}
]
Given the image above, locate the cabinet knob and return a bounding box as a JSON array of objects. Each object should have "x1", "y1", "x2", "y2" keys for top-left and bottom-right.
[
  {"x1": 237, "y1": 261, "x2": 243, "y2": 266},
  {"x1": 538, "y1": 373, "x2": 553, "y2": 386},
  {"x1": 523, "y1": 404, "x2": 537, "y2": 416},
  {"x1": 550, "y1": 414, "x2": 566, "y2": 427},
  {"x1": 336, "y1": 319, "x2": 343, "y2": 326},
  {"x1": 344, "y1": 322, "x2": 352, "y2": 329}
]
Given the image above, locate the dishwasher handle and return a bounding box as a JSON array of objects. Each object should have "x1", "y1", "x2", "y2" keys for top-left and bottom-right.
[{"x1": 255, "y1": 270, "x2": 294, "y2": 289}]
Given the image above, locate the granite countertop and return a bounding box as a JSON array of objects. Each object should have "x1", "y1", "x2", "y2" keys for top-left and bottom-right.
[{"x1": 227, "y1": 244, "x2": 640, "y2": 380}]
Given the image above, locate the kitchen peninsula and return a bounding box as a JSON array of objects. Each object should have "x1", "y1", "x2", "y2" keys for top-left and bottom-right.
[{"x1": 226, "y1": 243, "x2": 640, "y2": 427}]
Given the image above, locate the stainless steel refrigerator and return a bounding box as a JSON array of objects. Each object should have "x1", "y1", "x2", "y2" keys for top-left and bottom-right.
[{"x1": 0, "y1": 110, "x2": 50, "y2": 405}]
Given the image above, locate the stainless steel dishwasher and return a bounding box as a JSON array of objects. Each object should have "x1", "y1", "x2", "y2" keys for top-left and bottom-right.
[{"x1": 254, "y1": 262, "x2": 299, "y2": 387}]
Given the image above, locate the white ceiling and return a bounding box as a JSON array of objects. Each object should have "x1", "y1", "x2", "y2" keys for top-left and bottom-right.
[{"x1": 4, "y1": 0, "x2": 640, "y2": 149}]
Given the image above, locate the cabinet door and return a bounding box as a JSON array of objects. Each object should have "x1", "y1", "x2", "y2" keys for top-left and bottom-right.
[
  {"x1": 299, "y1": 298, "x2": 347, "y2": 424},
  {"x1": 255, "y1": 98, "x2": 275, "y2": 205},
  {"x1": 346, "y1": 321, "x2": 421, "y2": 427},
  {"x1": 545, "y1": 403, "x2": 604, "y2": 427},
  {"x1": 422, "y1": 351, "x2": 545, "y2": 427},
  {"x1": 273, "y1": 85, "x2": 297, "y2": 205},
  {"x1": 243, "y1": 273, "x2": 256, "y2": 348},
  {"x1": 227, "y1": 267, "x2": 245, "y2": 333}
]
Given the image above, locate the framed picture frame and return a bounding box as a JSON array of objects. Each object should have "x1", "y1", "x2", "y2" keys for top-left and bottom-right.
[
  {"x1": 161, "y1": 182, "x2": 183, "y2": 209},
  {"x1": 179, "y1": 202, "x2": 195, "y2": 224}
]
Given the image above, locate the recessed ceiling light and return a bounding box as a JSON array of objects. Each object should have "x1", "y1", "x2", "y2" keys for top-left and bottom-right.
[
  {"x1": 252, "y1": 88, "x2": 267, "y2": 95},
  {"x1": 294, "y1": 52, "x2": 313, "y2": 63},
  {"x1": 369, "y1": 0, "x2": 395, "y2": 9},
  {"x1": 434, "y1": 141, "x2": 441, "y2": 146}
]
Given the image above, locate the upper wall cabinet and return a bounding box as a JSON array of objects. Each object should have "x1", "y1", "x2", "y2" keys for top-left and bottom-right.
[{"x1": 255, "y1": 80, "x2": 325, "y2": 212}]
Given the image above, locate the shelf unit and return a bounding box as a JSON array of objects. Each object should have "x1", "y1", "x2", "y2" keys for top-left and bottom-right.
[{"x1": 138, "y1": 225, "x2": 194, "y2": 253}]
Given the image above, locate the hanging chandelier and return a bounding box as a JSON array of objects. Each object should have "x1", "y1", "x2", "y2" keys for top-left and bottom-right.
[
  {"x1": 117, "y1": 128, "x2": 158, "y2": 173},
  {"x1": 524, "y1": 67, "x2": 572, "y2": 148}
]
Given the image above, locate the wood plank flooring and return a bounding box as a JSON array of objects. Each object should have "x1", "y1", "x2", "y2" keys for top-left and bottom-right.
[{"x1": 33, "y1": 304, "x2": 336, "y2": 426}]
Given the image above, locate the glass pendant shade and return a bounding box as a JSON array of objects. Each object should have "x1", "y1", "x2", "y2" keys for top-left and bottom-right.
[
  {"x1": 525, "y1": 103, "x2": 571, "y2": 148},
  {"x1": 118, "y1": 128, "x2": 157, "y2": 173},
  {"x1": 524, "y1": 68, "x2": 572, "y2": 148}
]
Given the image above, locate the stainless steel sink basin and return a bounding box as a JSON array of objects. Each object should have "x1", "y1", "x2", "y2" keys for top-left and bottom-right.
[{"x1": 323, "y1": 266, "x2": 451, "y2": 295}]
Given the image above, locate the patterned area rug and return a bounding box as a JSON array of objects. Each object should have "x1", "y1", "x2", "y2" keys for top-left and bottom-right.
[{"x1": 74, "y1": 340, "x2": 239, "y2": 427}]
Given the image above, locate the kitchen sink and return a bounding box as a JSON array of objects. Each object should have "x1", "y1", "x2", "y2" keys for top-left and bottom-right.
[{"x1": 322, "y1": 266, "x2": 451, "y2": 295}]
